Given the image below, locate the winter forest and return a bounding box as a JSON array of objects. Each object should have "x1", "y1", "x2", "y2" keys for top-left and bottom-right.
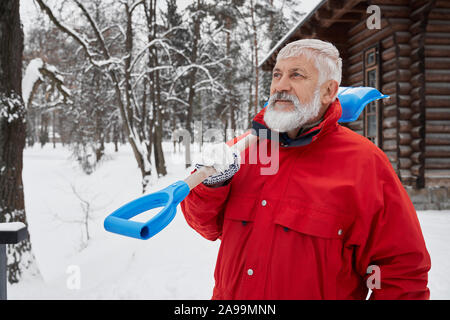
[{"x1": 1, "y1": 0, "x2": 305, "y2": 295}]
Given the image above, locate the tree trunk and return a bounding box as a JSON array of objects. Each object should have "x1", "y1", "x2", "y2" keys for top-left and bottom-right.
[
  {"x1": 225, "y1": 16, "x2": 235, "y2": 132},
  {"x1": 250, "y1": 0, "x2": 259, "y2": 116},
  {"x1": 185, "y1": 0, "x2": 201, "y2": 168},
  {"x1": 0, "y1": 0, "x2": 35, "y2": 283}
]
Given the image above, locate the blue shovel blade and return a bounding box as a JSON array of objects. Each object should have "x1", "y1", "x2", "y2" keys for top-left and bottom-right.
[{"x1": 337, "y1": 86, "x2": 389, "y2": 123}]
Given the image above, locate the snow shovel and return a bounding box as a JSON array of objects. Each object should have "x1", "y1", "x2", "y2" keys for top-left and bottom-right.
[{"x1": 104, "y1": 86, "x2": 389, "y2": 240}]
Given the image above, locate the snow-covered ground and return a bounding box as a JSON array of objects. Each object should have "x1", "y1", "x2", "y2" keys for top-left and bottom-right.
[{"x1": 6, "y1": 143, "x2": 450, "y2": 300}]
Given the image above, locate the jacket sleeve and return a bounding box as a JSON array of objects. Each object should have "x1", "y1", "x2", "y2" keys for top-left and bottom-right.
[
  {"x1": 180, "y1": 175, "x2": 231, "y2": 241},
  {"x1": 354, "y1": 154, "x2": 431, "y2": 300}
]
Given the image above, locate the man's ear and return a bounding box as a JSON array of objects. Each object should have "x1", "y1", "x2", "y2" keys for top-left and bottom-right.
[{"x1": 320, "y1": 80, "x2": 339, "y2": 106}]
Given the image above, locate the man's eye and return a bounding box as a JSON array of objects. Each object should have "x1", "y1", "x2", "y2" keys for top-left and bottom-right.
[
  {"x1": 273, "y1": 73, "x2": 281, "y2": 78},
  {"x1": 292, "y1": 73, "x2": 303, "y2": 78}
]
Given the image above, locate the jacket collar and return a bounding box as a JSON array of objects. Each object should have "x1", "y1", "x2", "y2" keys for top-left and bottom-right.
[{"x1": 252, "y1": 98, "x2": 343, "y2": 147}]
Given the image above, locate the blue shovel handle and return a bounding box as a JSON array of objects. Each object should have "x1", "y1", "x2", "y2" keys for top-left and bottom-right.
[{"x1": 104, "y1": 180, "x2": 190, "y2": 240}]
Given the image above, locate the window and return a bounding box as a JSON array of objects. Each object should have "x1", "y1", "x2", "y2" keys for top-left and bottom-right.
[{"x1": 363, "y1": 46, "x2": 381, "y2": 146}]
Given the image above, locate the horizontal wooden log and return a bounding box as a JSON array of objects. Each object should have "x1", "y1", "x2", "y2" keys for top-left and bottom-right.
[
  {"x1": 426, "y1": 133, "x2": 450, "y2": 145},
  {"x1": 425, "y1": 158, "x2": 450, "y2": 169},
  {"x1": 425, "y1": 95, "x2": 450, "y2": 108},
  {"x1": 410, "y1": 32, "x2": 422, "y2": 48},
  {"x1": 426, "y1": 120, "x2": 450, "y2": 132},
  {"x1": 411, "y1": 100, "x2": 423, "y2": 113},
  {"x1": 383, "y1": 70, "x2": 397, "y2": 83},
  {"x1": 427, "y1": 20, "x2": 450, "y2": 33},
  {"x1": 411, "y1": 151, "x2": 424, "y2": 164},
  {"x1": 425, "y1": 32, "x2": 450, "y2": 45},
  {"x1": 429, "y1": 8, "x2": 450, "y2": 20},
  {"x1": 399, "y1": 157, "x2": 413, "y2": 169},
  {"x1": 399, "y1": 94, "x2": 411, "y2": 107},
  {"x1": 347, "y1": 71, "x2": 363, "y2": 84},
  {"x1": 383, "y1": 139, "x2": 397, "y2": 151},
  {"x1": 412, "y1": 114, "x2": 425, "y2": 127},
  {"x1": 382, "y1": 81, "x2": 397, "y2": 95},
  {"x1": 411, "y1": 73, "x2": 425, "y2": 87},
  {"x1": 399, "y1": 145, "x2": 413, "y2": 157},
  {"x1": 435, "y1": 0, "x2": 450, "y2": 8},
  {"x1": 383, "y1": 128, "x2": 397, "y2": 139},
  {"x1": 425, "y1": 145, "x2": 450, "y2": 157},
  {"x1": 382, "y1": 44, "x2": 411, "y2": 61},
  {"x1": 411, "y1": 47, "x2": 423, "y2": 62},
  {"x1": 399, "y1": 107, "x2": 412, "y2": 119},
  {"x1": 399, "y1": 132, "x2": 412, "y2": 144},
  {"x1": 399, "y1": 120, "x2": 413, "y2": 132},
  {"x1": 347, "y1": 61, "x2": 363, "y2": 76},
  {"x1": 349, "y1": 20, "x2": 410, "y2": 55},
  {"x1": 426, "y1": 108, "x2": 450, "y2": 120},
  {"x1": 410, "y1": 60, "x2": 422, "y2": 74},
  {"x1": 382, "y1": 46, "x2": 396, "y2": 62},
  {"x1": 382, "y1": 57, "x2": 410, "y2": 72},
  {"x1": 425, "y1": 44, "x2": 450, "y2": 57},
  {"x1": 426, "y1": 70, "x2": 450, "y2": 82},
  {"x1": 398, "y1": 82, "x2": 412, "y2": 94},
  {"x1": 347, "y1": 51, "x2": 363, "y2": 65},
  {"x1": 425, "y1": 57, "x2": 450, "y2": 69},
  {"x1": 383, "y1": 116, "x2": 397, "y2": 129},
  {"x1": 378, "y1": 5, "x2": 411, "y2": 18},
  {"x1": 382, "y1": 81, "x2": 412, "y2": 95},
  {"x1": 346, "y1": 120, "x2": 363, "y2": 132},
  {"x1": 400, "y1": 170, "x2": 416, "y2": 185},
  {"x1": 411, "y1": 126, "x2": 425, "y2": 138},
  {"x1": 383, "y1": 104, "x2": 397, "y2": 118},
  {"x1": 411, "y1": 164, "x2": 423, "y2": 176},
  {"x1": 411, "y1": 139, "x2": 424, "y2": 151},
  {"x1": 411, "y1": 87, "x2": 423, "y2": 100},
  {"x1": 410, "y1": 20, "x2": 424, "y2": 36},
  {"x1": 347, "y1": 80, "x2": 363, "y2": 87},
  {"x1": 348, "y1": 19, "x2": 391, "y2": 48},
  {"x1": 425, "y1": 82, "x2": 450, "y2": 95}
]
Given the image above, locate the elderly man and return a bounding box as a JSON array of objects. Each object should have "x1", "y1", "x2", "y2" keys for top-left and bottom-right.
[{"x1": 181, "y1": 39, "x2": 431, "y2": 300}]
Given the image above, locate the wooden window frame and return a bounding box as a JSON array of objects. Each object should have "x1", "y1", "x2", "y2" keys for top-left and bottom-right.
[{"x1": 363, "y1": 44, "x2": 381, "y2": 147}]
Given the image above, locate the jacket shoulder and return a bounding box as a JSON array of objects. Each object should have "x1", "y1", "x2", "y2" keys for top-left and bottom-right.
[{"x1": 332, "y1": 125, "x2": 393, "y2": 169}]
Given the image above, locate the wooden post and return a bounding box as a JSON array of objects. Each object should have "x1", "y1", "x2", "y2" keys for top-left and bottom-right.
[
  {"x1": 0, "y1": 223, "x2": 29, "y2": 300},
  {"x1": 0, "y1": 244, "x2": 5, "y2": 300}
]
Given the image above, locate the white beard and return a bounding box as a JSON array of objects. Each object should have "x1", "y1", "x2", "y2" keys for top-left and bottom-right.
[{"x1": 264, "y1": 88, "x2": 322, "y2": 133}]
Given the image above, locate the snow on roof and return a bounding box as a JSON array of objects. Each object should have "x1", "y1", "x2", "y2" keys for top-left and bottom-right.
[{"x1": 258, "y1": 0, "x2": 327, "y2": 69}]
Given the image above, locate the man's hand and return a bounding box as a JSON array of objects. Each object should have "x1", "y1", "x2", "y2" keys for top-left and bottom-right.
[{"x1": 195, "y1": 142, "x2": 241, "y2": 187}]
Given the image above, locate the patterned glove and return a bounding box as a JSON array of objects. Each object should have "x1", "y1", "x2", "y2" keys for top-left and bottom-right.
[{"x1": 195, "y1": 151, "x2": 240, "y2": 186}]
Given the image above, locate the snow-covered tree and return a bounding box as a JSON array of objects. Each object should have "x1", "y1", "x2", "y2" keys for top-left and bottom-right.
[{"x1": 0, "y1": 0, "x2": 36, "y2": 284}]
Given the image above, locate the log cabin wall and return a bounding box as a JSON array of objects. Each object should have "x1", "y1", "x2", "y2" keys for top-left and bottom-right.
[
  {"x1": 259, "y1": 0, "x2": 450, "y2": 209},
  {"x1": 345, "y1": 0, "x2": 412, "y2": 181},
  {"x1": 422, "y1": 0, "x2": 450, "y2": 188}
]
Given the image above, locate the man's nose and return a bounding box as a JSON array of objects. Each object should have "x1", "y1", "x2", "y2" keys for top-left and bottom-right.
[{"x1": 273, "y1": 75, "x2": 292, "y2": 93}]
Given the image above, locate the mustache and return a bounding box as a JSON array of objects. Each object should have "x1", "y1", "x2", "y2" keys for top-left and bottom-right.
[{"x1": 268, "y1": 92, "x2": 301, "y2": 105}]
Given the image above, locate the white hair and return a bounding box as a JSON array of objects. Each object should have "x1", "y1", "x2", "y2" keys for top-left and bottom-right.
[{"x1": 277, "y1": 39, "x2": 342, "y2": 86}]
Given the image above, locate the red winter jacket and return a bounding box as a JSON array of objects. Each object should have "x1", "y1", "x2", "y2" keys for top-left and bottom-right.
[{"x1": 180, "y1": 99, "x2": 431, "y2": 300}]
